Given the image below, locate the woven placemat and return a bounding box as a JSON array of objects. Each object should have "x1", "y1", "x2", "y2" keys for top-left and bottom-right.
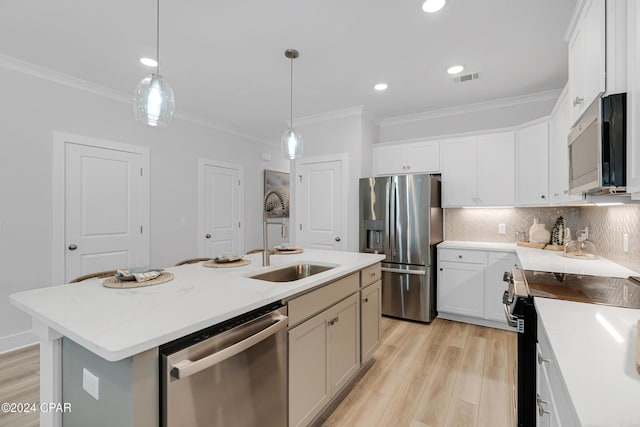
[
  {"x1": 203, "y1": 259, "x2": 252, "y2": 268},
  {"x1": 274, "y1": 248, "x2": 303, "y2": 255},
  {"x1": 103, "y1": 272, "x2": 174, "y2": 289}
]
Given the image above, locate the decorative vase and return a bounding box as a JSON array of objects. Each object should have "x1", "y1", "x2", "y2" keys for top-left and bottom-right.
[{"x1": 529, "y1": 218, "x2": 551, "y2": 244}]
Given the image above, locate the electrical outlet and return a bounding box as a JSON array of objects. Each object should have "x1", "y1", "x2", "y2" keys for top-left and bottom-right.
[
  {"x1": 498, "y1": 224, "x2": 506, "y2": 235},
  {"x1": 623, "y1": 234, "x2": 629, "y2": 253},
  {"x1": 82, "y1": 368, "x2": 100, "y2": 400}
]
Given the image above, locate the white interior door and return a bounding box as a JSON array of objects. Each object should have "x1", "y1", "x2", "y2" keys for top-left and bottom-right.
[
  {"x1": 296, "y1": 156, "x2": 345, "y2": 250},
  {"x1": 199, "y1": 160, "x2": 243, "y2": 257},
  {"x1": 65, "y1": 142, "x2": 147, "y2": 282}
]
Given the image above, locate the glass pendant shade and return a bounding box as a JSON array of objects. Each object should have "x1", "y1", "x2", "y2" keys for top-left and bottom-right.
[
  {"x1": 281, "y1": 127, "x2": 303, "y2": 159},
  {"x1": 133, "y1": 74, "x2": 175, "y2": 127}
]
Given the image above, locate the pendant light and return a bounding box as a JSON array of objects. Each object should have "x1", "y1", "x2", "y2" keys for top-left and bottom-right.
[
  {"x1": 133, "y1": 0, "x2": 175, "y2": 127},
  {"x1": 281, "y1": 49, "x2": 303, "y2": 159}
]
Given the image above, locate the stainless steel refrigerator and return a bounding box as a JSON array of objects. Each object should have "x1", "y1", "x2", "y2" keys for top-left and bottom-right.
[{"x1": 359, "y1": 174, "x2": 442, "y2": 323}]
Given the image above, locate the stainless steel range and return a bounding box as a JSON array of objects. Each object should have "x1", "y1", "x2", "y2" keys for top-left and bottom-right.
[{"x1": 503, "y1": 269, "x2": 640, "y2": 427}]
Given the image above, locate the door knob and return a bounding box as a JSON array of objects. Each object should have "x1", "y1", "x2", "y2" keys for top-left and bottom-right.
[
  {"x1": 68, "y1": 244, "x2": 78, "y2": 251},
  {"x1": 205, "y1": 234, "x2": 212, "y2": 239},
  {"x1": 335, "y1": 237, "x2": 341, "y2": 242}
]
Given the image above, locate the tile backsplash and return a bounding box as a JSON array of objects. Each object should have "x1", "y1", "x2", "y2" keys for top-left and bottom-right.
[
  {"x1": 444, "y1": 204, "x2": 640, "y2": 273},
  {"x1": 445, "y1": 207, "x2": 581, "y2": 243},
  {"x1": 579, "y1": 205, "x2": 640, "y2": 273}
]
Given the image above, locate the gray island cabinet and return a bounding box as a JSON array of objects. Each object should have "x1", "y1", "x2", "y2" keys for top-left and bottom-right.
[{"x1": 10, "y1": 249, "x2": 384, "y2": 427}]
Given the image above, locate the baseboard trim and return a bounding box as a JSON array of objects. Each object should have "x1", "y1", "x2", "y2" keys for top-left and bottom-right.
[
  {"x1": 437, "y1": 312, "x2": 516, "y2": 332},
  {"x1": 309, "y1": 357, "x2": 376, "y2": 427},
  {"x1": 0, "y1": 331, "x2": 38, "y2": 355}
]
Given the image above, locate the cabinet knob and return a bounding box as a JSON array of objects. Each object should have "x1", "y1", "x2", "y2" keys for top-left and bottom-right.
[
  {"x1": 458, "y1": 255, "x2": 462, "y2": 259},
  {"x1": 362, "y1": 298, "x2": 369, "y2": 303},
  {"x1": 335, "y1": 236, "x2": 341, "y2": 242},
  {"x1": 573, "y1": 96, "x2": 584, "y2": 107},
  {"x1": 68, "y1": 244, "x2": 78, "y2": 251},
  {"x1": 439, "y1": 268, "x2": 443, "y2": 271},
  {"x1": 541, "y1": 195, "x2": 546, "y2": 199},
  {"x1": 536, "y1": 394, "x2": 551, "y2": 416},
  {"x1": 537, "y1": 352, "x2": 551, "y2": 365},
  {"x1": 205, "y1": 234, "x2": 212, "y2": 239}
]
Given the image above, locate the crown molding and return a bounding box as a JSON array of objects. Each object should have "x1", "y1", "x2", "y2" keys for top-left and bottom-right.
[
  {"x1": 290, "y1": 105, "x2": 365, "y2": 127},
  {"x1": 0, "y1": 53, "x2": 131, "y2": 103},
  {"x1": 564, "y1": 0, "x2": 585, "y2": 42},
  {"x1": 0, "y1": 54, "x2": 272, "y2": 146},
  {"x1": 380, "y1": 89, "x2": 562, "y2": 128}
]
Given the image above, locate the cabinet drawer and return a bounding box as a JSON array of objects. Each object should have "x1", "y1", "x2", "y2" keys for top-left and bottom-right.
[
  {"x1": 288, "y1": 273, "x2": 359, "y2": 327},
  {"x1": 438, "y1": 248, "x2": 487, "y2": 264},
  {"x1": 360, "y1": 263, "x2": 381, "y2": 287}
]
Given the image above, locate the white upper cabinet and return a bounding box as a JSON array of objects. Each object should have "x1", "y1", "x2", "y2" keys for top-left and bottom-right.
[
  {"x1": 442, "y1": 133, "x2": 515, "y2": 207},
  {"x1": 628, "y1": 1, "x2": 640, "y2": 196},
  {"x1": 516, "y1": 121, "x2": 549, "y2": 206},
  {"x1": 372, "y1": 140, "x2": 440, "y2": 176},
  {"x1": 477, "y1": 132, "x2": 515, "y2": 206},
  {"x1": 548, "y1": 87, "x2": 585, "y2": 205},
  {"x1": 568, "y1": 0, "x2": 606, "y2": 126},
  {"x1": 442, "y1": 137, "x2": 477, "y2": 207}
]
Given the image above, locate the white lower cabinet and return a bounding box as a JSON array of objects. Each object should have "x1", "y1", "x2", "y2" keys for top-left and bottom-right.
[
  {"x1": 360, "y1": 280, "x2": 381, "y2": 364},
  {"x1": 438, "y1": 260, "x2": 485, "y2": 317},
  {"x1": 289, "y1": 292, "x2": 361, "y2": 427},
  {"x1": 437, "y1": 247, "x2": 516, "y2": 329},
  {"x1": 484, "y1": 252, "x2": 517, "y2": 322},
  {"x1": 537, "y1": 344, "x2": 562, "y2": 427},
  {"x1": 537, "y1": 316, "x2": 580, "y2": 427}
]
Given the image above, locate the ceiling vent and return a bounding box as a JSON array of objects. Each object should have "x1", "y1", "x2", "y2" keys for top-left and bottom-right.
[{"x1": 451, "y1": 72, "x2": 480, "y2": 83}]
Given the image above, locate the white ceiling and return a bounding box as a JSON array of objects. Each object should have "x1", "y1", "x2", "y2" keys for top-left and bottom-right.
[{"x1": 0, "y1": 0, "x2": 576, "y2": 143}]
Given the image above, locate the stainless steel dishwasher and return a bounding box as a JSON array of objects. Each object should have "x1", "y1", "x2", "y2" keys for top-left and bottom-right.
[{"x1": 160, "y1": 302, "x2": 288, "y2": 427}]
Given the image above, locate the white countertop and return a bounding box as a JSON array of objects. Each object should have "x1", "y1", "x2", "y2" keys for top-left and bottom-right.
[
  {"x1": 516, "y1": 246, "x2": 639, "y2": 278},
  {"x1": 536, "y1": 298, "x2": 640, "y2": 427},
  {"x1": 10, "y1": 249, "x2": 384, "y2": 361},
  {"x1": 437, "y1": 240, "x2": 517, "y2": 252}
]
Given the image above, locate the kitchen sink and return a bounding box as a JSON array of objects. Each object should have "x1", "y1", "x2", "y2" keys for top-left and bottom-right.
[{"x1": 249, "y1": 264, "x2": 336, "y2": 282}]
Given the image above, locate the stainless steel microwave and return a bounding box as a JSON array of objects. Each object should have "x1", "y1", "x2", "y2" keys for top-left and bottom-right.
[{"x1": 568, "y1": 93, "x2": 626, "y2": 195}]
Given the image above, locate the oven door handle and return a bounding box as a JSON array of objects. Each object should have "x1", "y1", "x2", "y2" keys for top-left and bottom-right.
[
  {"x1": 171, "y1": 314, "x2": 288, "y2": 379},
  {"x1": 503, "y1": 303, "x2": 518, "y2": 327}
]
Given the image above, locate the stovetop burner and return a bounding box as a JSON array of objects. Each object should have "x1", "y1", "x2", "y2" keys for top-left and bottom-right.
[{"x1": 522, "y1": 270, "x2": 640, "y2": 309}]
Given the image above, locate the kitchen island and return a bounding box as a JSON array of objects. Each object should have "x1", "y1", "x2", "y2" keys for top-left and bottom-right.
[{"x1": 10, "y1": 249, "x2": 385, "y2": 427}]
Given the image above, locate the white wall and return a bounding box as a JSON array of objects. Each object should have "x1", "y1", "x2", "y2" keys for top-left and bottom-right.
[
  {"x1": 379, "y1": 92, "x2": 558, "y2": 142},
  {"x1": 292, "y1": 111, "x2": 375, "y2": 252},
  {"x1": 0, "y1": 65, "x2": 288, "y2": 353}
]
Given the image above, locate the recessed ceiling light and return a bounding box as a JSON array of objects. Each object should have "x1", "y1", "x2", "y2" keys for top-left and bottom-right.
[
  {"x1": 374, "y1": 83, "x2": 389, "y2": 91},
  {"x1": 139, "y1": 57, "x2": 158, "y2": 67},
  {"x1": 447, "y1": 65, "x2": 464, "y2": 74},
  {"x1": 422, "y1": 0, "x2": 446, "y2": 13}
]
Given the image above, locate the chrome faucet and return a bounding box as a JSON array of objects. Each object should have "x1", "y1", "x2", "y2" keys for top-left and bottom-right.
[{"x1": 263, "y1": 190, "x2": 289, "y2": 266}]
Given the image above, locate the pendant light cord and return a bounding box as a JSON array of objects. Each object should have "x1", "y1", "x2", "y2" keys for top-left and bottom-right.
[
  {"x1": 156, "y1": 0, "x2": 160, "y2": 76},
  {"x1": 290, "y1": 56, "x2": 293, "y2": 129}
]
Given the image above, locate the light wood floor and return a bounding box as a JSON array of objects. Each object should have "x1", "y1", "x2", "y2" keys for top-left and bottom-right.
[
  {"x1": 323, "y1": 317, "x2": 517, "y2": 427},
  {"x1": 0, "y1": 344, "x2": 39, "y2": 427},
  {"x1": 0, "y1": 319, "x2": 516, "y2": 427}
]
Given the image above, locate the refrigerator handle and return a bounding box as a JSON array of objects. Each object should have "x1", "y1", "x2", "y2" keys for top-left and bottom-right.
[
  {"x1": 392, "y1": 181, "x2": 398, "y2": 257},
  {"x1": 384, "y1": 178, "x2": 391, "y2": 256}
]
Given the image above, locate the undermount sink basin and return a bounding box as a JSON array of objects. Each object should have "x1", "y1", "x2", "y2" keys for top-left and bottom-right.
[{"x1": 249, "y1": 264, "x2": 335, "y2": 282}]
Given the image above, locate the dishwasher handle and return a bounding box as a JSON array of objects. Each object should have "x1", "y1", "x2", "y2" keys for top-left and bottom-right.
[{"x1": 171, "y1": 314, "x2": 288, "y2": 379}]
